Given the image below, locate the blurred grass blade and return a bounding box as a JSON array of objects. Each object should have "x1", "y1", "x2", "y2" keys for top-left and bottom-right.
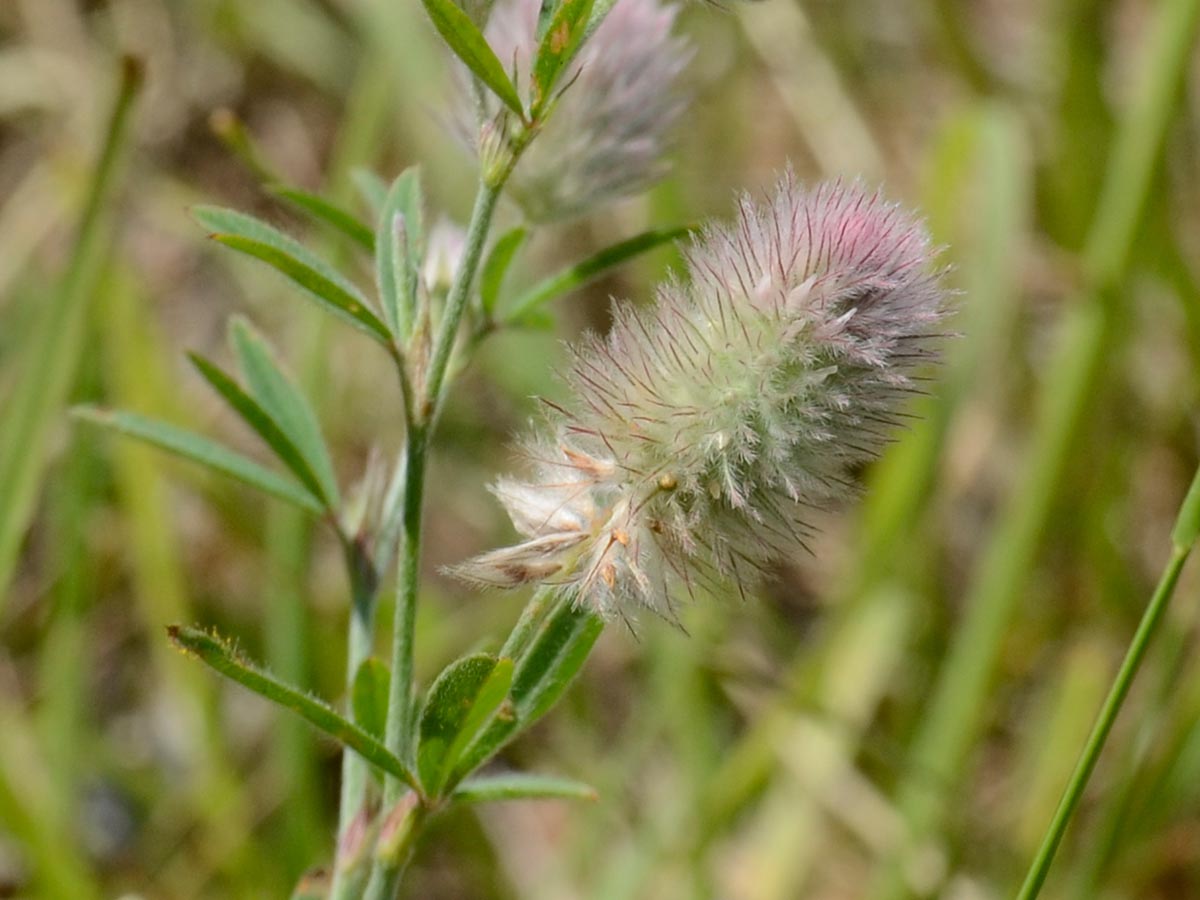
[
  {"x1": 1016, "y1": 462, "x2": 1200, "y2": 899},
  {"x1": 352, "y1": 168, "x2": 390, "y2": 218},
  {"x1": 0, "y1": 56, "x2": 141, "y2": 608},
  {"x1": 0, "y1": 703, "x2": 101, "y2": 899},
  {"x1": 722, "y1": 587, "x2": 913, "y2": 898},
  {"x1": 99, "y1": 268, "x2": 267, "y2": 892},
  {"x1": 193, "y1": 205, "x2": 393, "y2": 345},
  {"x1": 209, "y1": 108, "x2": 284, "y2": 184},
  {"x1": 504, "y1": 225, "x2": 692, "y2": 324},
  {"x1": 230, "y1": 317, "x2": 341, "y2": 508},
  {"x1": 530, "y1": 0, "x2": 594, "y2": 117},
  {"x1": 376, "y1": 168, "x2": 424, "y2": 336},
  {"x1": 1171, "y1": 462, "x2": 1200, "y2": 549},
  {"x1": 869, "y1": 1, "x2": 1200, "y2": 896},
  {"x1": 267, "y1": 184, "x2": 375, "y2": 252},
  {"x1": 188, "y1": 352, "x2": 332, "y2": 509},
  {"x1": 73, "y1": 407, "x2": 325, "y2": 515},
  {"x1": 452, "y1": 772, "x2": 598, "y2": 805},
  {"x1": 169, "y1": 625, "x2": 420, "y2": 791},
  {"x1": 479, "y1": 226, "x2": 527, "y2": 315},
  {"x1": 421, "y1": 0, "x2": 526, "y2": 118}
]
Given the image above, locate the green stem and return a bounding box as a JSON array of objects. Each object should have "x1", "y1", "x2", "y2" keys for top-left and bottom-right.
[
  {"x1": 381, "y1": 432, "x2": 428, "y2": 795},
  {"x1": 422, "y1": 180, "x2": 502, "y2": 416},
  {"x1": 364, "y1": 173, "x2": 509, "y2": 899},
  {"x1": 332, "y1": 543, "x2": 381, "y2": 891},
  {"x1": 1016, "y1": 534, "x2": 1198, "y2": 897},
  {"x1": 1017, "y1": 467, "x2": 1200, "y2": 897},
  {"x1": 363, "y1": 799, "x2": 429, "y2": 900},
  {"x1": 359, "y1": 439, "x2": 427, "y2": 900},
  {"x1": 318, "y1": 47, "x2": 396, "y2": 900}
]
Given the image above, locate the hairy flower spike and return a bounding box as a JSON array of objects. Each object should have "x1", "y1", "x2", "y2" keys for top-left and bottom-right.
[
  {"x1": 455, "y1": 172, "x2": 951, "y2": 619},
  {"x1": 483, "y1": 0, "x2": 692, "y2": 221}
]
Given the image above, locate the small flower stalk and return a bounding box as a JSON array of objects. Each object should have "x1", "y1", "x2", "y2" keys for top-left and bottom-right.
[
  {"x1": 456, "y1": 173, "x2": 951, "y2": 619},
  {"x1": 480, "y1": 0, "x2": 693, "y2": 221}
]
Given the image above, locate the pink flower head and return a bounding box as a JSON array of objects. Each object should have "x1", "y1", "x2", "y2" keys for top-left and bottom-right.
[
  {"x1": 482, "y1": 0, "x2": 692, "y2": 221},
  {"x1": 454, "y1": 172, "x2": 951, "y2": 619}
]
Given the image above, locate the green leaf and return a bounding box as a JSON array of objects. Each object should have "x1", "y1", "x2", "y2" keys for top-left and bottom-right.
[
  {"x1": 421, "y1": 0, "x2": 526, "y2": 119},
  {"x1": 443, "y1": 658, "x2": 514, "y2": 789},
  {"x1": 535, "y1": 0, "x2": 556, "y2": 41},
  {"x1": 418, "y1": 654, "x2": 514, "y2": 796},
  {"x1": 512, "y1": 309, "x2": 555, "y2": 332},
  {"x1": 452, "y1": 772, "x2": 597, "y2": 805},
  {"x1": 511, "y1": 598, "x2": 603, "y2": 724},
  {"x1": 376, "y1": 168, "x2": 424, "y2": 336},
  {"x1": 72, "y1": 407, "x2": 324, "y2": 516},
  {"x1": 351, "y1": 168, "x2": 390, "y2": 217},
  {"x1": 188, "y1": 352, "x2": 331, "y2": 509},
  {"x1": 530, "y1": 0, "x2": 595, "y2": 117},
  {"x1": 266, "y1": 184, "x2": 375, "y2": 252},
  {"x1": 229, "y1": 317, "x2": 340, "y2": 509},
  {"x1": 168, "y1": 625, "x2": 420, "y2": 792},
  {"x1": 192, "y1": 206, "x2": 392, "y2": 346},
  {"x1": 1172, "y1": 462, "x2": 1200, "y2": 550},
  {"x1": 454, "y1": 599, "x2": 602, "y2": 777},
  {"x1": 504, "y1": 225, "x2": 693, "y2": 324},
  {"x1": 352, "y1": 658, "x2": 391, "y2": 740},
  {"x1": 479, "y1": 227, "x2": 527, "y2": 315}
]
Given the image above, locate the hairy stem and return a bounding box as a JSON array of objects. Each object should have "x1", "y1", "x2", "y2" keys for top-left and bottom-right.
[
  {"x1": 364, "y1": 173, "x2": 510, "y2": 899},
  {"x1": 382, "y1": 433, "x2": 428, "y2": 792},
  {"x1": 331, "y1": 543, "x2": 381, "y2": 898},
  {"x1": 422, "y1": 180, "x2": 503, "y2": 416}
]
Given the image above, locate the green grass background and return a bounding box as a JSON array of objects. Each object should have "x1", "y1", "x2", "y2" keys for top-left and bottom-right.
[{"x1": 2, "y1": 0, "x2": 1200, "y2": 897}]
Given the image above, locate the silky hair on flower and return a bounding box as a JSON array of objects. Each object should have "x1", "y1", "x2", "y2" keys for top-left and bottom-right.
[{"x1": 454, "y1": 171, "x2": 951, "y2": 619}]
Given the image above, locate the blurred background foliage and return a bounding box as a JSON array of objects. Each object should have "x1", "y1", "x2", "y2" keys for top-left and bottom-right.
[{"x1": 1, "y1": 0, "x2": 1199, "y2": 897}]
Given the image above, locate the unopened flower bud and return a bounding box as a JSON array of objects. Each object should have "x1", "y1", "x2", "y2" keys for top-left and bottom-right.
[
  {"x1": 422, "y1": 219, "x2": 467, "y2": 296},
  {"x1": 478, "y1": 115, "x2": 516, "y2": 188},
  {"x1": 375, "y1": 793, "x2": 422, "y2": 866}
]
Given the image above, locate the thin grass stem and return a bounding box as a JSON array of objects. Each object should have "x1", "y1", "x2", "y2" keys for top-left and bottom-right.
[
  {"x1": 1016, "y1": 463, "x2": 1200, "y2": 898},
  {"x1": 0, "y1": 56, "x2": 141, "y2": 606},
  {"x1": 867, "y1": 2, "x2": 1200, "y2": 893}
]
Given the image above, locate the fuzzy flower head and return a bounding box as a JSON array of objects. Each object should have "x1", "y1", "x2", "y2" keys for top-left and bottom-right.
[
  {"x1": 481, "y1": 0, "x2": 692, "y2": 222},
  {"x1": 456, "y1": 173, "x2": 951, "y2": 620}
]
